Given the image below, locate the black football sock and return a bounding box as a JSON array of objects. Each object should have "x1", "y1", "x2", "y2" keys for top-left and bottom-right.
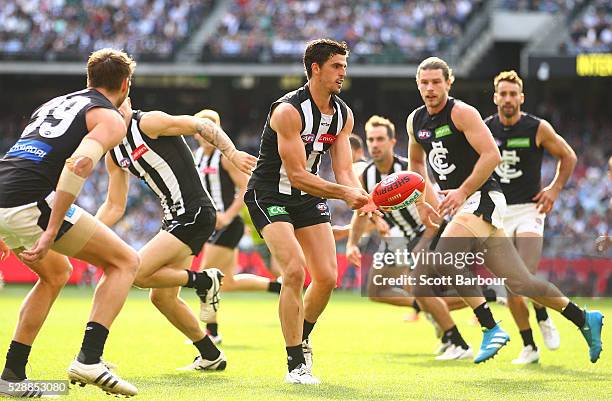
[
  {"x1": 411, "y1": 299, "x2": 421, "y2": 314},
  {"x1": 77, "y1": 322, "x2": 109, "y2": 365},
  {"x1": 206, "y1": 323, "x2": 219, "y2": 337},
  {"x1": 474, "y1": 302, "x2": 496, "y2": 330},
  {"x1": 267, "y1": 281, "x2": 281, "y2": 294},
  {"x1": 520, "y1": 329, "x2": 537, "y2": 349},
  {"x1": 482, "y1": 287, "x2": 498, "y2": 303},
  {"x1": 1, "y1": 341, "x2": 31, "y2": 381},
  {"x1": 534, "y1": 305, "x2": 549, "y2": 322},
  {"x1": 286, "y1": 345, "x2": 305, "y2": 372},
  {"x1": 193, "y1": 336, "x2": 220, "y2": 360},
  {"x1": 184, "y1": 270, "x2": 213, "y2": 291},
  {"x1": 442, "y1": 325, "x2": 469, "y2": 350},
  {"x1": 302, "y1": 320, "x2": 316, "y2": 341},
  {"x1": 561, "y1": 302, "x2": 586, "y2": 328}
]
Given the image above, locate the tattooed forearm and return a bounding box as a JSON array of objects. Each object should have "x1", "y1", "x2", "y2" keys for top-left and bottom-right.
[{"x1": 196, "y1": 118, "x2": 237, "y2": 160}]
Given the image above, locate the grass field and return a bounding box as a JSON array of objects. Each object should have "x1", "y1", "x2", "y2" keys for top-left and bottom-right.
[{"x1": 0, "y1": 285, "x2": 610, "y2": 401}]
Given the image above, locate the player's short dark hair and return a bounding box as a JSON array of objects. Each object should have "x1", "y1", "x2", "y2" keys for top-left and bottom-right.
[
  {"x1": 349, "y1": 134, "x2": 364, "y2": 151},
  {"x1": 87, "y1": 48, "x2": 136, "y2": 91},
  {"x1": 416, "y1": 57, "x2": 455, "y2": 84},
  {"x1": 365, "y1": 115, "x2": 395, "y2": 139},
  {"x1": 494, "y1": 70, "x2": 523, "y2": 92},
  {"x1": 303, "y1": 39, "x2": 349, "y2": 79}
]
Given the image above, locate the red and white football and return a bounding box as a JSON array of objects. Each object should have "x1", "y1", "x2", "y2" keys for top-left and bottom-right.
[{"x1": 371, "y1": 171, "x2": 425, "y2": 211}]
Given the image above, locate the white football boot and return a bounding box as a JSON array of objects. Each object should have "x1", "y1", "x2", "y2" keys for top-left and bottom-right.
[
  {"x1": 538, "y1": 318, "x2": 561, "y2": 350},
  {"x1": 198, "y1": 269, "x2": 224, "y2": 323},
  {"x1": 435, "y1": 345, "x2": 474, "y2": 361},
  {"x1": 176, "y1": 351, "x2": 227, "y2": 371},
  {"x1": 285, "y1": 364, "x2": 320, "y2": 385},
  {"x1": 301, "y1": 339, "x2": 313, "y2": 372},
  {"x1": 68, "y1": 359, "x2": 137, "y2": 397},
  {"x1": 512, "y1": 345, "x2": 540, "y2": 364}
]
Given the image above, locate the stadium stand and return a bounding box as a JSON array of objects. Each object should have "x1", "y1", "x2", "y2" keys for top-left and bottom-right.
[
  {"x1": 0, "y1": 0, "x2": 214, "y2": 61},
  {"x1": 566, "y1": 0, "x2": 611, "y2": 54},
  {"x1": 202, "y1": 0, "x2": 484, "y2": 63},
  {"x1": 499, "y1": 0, "x2": 585, "y2": 13}
]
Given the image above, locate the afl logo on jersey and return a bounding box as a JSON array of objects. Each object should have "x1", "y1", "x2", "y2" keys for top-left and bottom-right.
[
  {"x1": 417, "y1": 130, "x2": 432, "y2": 140},
  {"x1": 318, "y1": 134, "x2": 336, "y2": 144},
  {"x1": 301, "y1": 134, "x2": 315, "y2": 143},
  {"x1": 119, "y1": 158, "x2": 131, "y2": 168}
]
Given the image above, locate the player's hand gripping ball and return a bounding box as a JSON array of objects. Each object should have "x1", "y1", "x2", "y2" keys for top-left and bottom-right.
[{"x1": 371, "y1": 171, "x2": 425, "y2": 212}]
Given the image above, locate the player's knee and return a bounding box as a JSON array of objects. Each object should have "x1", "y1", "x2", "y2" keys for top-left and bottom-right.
[
  {"x1": 39, "y1": 263, "x2": 73, "y2": 288},
  {"x1": 120, "y1": 250, "x2": 140, "y2": 277},
  {"x1": 149, "y1": 290, "x2": 174, "y2": 309},
  {"x1": 281, "y1": 262, "x2": 306, "y2": 288},
  {"x1": 314, "y1": 270, "x2": 337, "y2": 292}
]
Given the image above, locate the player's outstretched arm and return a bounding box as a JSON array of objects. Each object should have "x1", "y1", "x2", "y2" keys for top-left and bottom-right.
[
  {"x1": 95, "y1": 153, "x2": 130, "y2": 227},
  {"x1": 533, "y1": 119, "x2": 577, "y2": 213},
  {"x1": 138, "y1": 110, "x2": 256, "y2": 175},
  {"x1": 272, "y1": 103, "x2": 368, "y2": 209},
  {"x1": 21, "y1": 108, "x2": 127, "y2": 263}
]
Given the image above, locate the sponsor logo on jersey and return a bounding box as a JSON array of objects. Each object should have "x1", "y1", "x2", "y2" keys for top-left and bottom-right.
[
  {"x1": 495, "y1": 150, "x2": 522, "y2": 183},
  {"x1": 428, "y1": 141, "x2": 456, "y2": 181},
  {"x1": 200, "y1": 166, "x2": 218, "y2": 174},
  {"x1": 6, "y1": 139, "x2": 52, "y2": 163},
  {"x1": 434, "y1": 125, "x2": 453, "y2": 138},
  {"x1": 267, "y1": 205, "x2": 288, "y2": 216},
  {"x1": 65, "y1": 205, "x2": 76, "y2": 218},
  {"x1": 301, "y1": 134, "x2": 315, "y2": 143},
  {"x1": 507, "y1": 137, "x2": 530, "y2": 148},
  {"x1": 131, "y1": 144, "x2": 149, "y2": 160},
  {"x1": 119, "y1": 158, "x2": 131, "y2": 169},
  {"x1": 318, "y1": 134, "x2": 336, "y2": 144},
  {"x1": 417, "y1": 129, "x2": 432, "y2": 139}
]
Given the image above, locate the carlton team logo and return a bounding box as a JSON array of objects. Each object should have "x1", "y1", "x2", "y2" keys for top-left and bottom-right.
[
  {"x1": 417, "y1": 129, "x2": 432, "y2": 139},
  {"x1": 131, "y1": 144, "x2": 149, "y2": 160},
  {"x1": 318, "y1": 134, "x2": 336, "y2": 144}
]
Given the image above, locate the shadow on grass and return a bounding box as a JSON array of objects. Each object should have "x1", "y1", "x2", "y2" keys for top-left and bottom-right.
[{"x1": 271, "y1": 382, "x2": 400, "y2": 401}]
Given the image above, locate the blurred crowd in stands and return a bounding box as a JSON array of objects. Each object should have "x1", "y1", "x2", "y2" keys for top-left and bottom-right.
[
  {"x1": 566, "y1": 0, "x2": 611, "y2": 54},
  {"x1": 1, "y1": 0, "x2": 608, "y2": 62},
  {"x1": 203, "y1": 0, "x2": 483, "y2": 63},
  {"x1": 0, "y1": 0, "x2": 211, "y2": 61}
]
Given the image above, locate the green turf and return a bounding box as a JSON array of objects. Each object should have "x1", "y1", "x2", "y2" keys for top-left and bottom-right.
[{"x1": 0, "y1": 285, "x2": 609, "y2": 400}]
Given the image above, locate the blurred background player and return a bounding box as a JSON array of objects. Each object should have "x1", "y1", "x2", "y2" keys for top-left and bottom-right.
[
  {"x1": 487, "y1": 70, "x2": 577, "y2": 364},
  {"x1": 193, "y1": 109, "x2": 281, "y2": 345},
  {"x1": 0, "y1": 49, "x2": 139, "y2": 397},
  {"x1": 96, "y1": 99, "x2": 256, "y2": 371},
  {"x1": 244, "y1": 39, "x2": 374, "y2": 384},
  {"x1": 346, "y1": 115, "x2": 473, "y2": 360},
  {"x1": 408, "y1": 57, "x2": 603, "y2": 365},
  {"x1": 349, "y1": 133, "x2": 368, "y2": 176}
]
